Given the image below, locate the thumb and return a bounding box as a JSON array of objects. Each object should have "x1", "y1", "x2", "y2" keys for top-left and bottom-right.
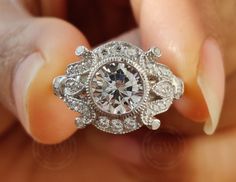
[
  {"x1": 1, "y1": 17, "x2": 89, "y2": 143},
  {"x1": 130, "y1": 0, "x2": 225, "y2": 134}
]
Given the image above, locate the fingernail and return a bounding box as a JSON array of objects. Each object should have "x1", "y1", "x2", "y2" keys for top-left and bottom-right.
[
  {"x1": 13, "y1": 52, "x2": 44, "y2": 133},
  {"x1": 197, "y1": 38, "x2": 225, "y2": 134}
]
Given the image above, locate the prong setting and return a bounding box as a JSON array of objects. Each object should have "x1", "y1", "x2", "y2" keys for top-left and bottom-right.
[
  {"x1": 146, "y1": 47, "x2": 162, "y2": 59},
  {"x1": 75, "y1": 45, "x2": 95, "y2": 59},
  {"x1": 75, "y1": 46, "x2": 88, "y2": 56}
]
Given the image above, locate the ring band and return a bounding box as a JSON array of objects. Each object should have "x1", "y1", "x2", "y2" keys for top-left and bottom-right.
[{"x1": 53, "y1": 41, "x2": 184, "y2": 134}]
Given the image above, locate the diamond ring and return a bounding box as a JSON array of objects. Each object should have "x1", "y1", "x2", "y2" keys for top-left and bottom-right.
[{"x1": 53, "y1": 41, "x2": 184, "y2": 134}]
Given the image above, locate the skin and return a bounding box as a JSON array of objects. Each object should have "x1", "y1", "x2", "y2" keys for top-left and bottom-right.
[{"x1": 0, "y1": 0, "x2": 235, "y2": 181}]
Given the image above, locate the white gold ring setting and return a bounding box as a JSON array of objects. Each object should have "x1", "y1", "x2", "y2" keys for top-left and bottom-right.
[{"x1": 53, "y1": 41, "x2": 184, "y2": 134}]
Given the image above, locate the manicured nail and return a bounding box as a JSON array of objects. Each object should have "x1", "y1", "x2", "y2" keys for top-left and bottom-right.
[
  {"x1": 13, "y1": 52, "x2": 44, "y2": 133},
  {"x1": 197, "y1": 38, "x2": 225, "y2": 134}
]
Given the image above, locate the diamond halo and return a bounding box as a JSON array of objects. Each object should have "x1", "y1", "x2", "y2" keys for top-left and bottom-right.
[{"x1": 52, "y1": 41, "x2": 184, "y2": 134}]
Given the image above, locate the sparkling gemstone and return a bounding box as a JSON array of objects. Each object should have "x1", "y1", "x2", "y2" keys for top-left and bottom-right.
[
  {"x1": 75, "y1": 116, "x2": 86, "y2": 129},
  {"x1": 64, "y1": 97, "x2": 88, "y2": 112},
  {"x1": 124, "y1": 117, "x2": 137, "y2": 130},
  {"x1": 75, "y1": 46, "x2": 86, "y2": 56},
  {"x1": 152, "y1": 80, "x2": 174, "y2": 98},
  {"x1": 150, "y1": 98, "x2": 172, "y2": 114},
  {"x1": 151, "y1": 47, "x2": 161, "y2": 57},
  {"x1": 151, "y1": 119, "x2": 161, "y2": 130},
  {"x1": 97, "y1": 116, "x2": 110, "y2": 129},
  {"x1": 90, "y1": 61, "x2": 144, "y2": 115},
  {"x1": 75, "y1": 110, "x2": 94, "y2": 128},
  {"x1": 64, "y1": 78, "x2": 83, "y2": 95},
  {"x1": 157, "y1": 65, "x2": 172, "y2": 78},
  {"x1": 146, "y1": 62, "x2": 172, "y2": 79},
  {"x1": 111, "y1": 119, "x2": 123, "y2": 133},
  {"x1": 101, "y1": 49, "x2": 108, "y2": 56},
  {"x1": 126, "y1": 48, "x2": 138, "y2": 57},
  {"x1": 112, "y1": 45, "x2": 122, "y2": 53}
]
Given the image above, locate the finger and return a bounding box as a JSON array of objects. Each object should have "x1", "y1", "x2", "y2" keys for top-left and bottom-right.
[
  {"x1": 0, "y1": 3, "x2": 89, "y2": 143},
  {"x1": 130, "y1": 0, "x2": 225, "y2": 134},
  {"x1": 0, "y1": 104, "x2": 15, "y2": 135},
  {"x1": 112, "y1": 28, "x2": 140, "y2": 45}
]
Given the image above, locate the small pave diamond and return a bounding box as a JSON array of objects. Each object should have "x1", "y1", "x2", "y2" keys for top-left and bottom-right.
[
  {"x1": 126, "y1": 48, "x2": 137, "y2": 56},
  {"x1": 150, "y1": 98, "x2": 173, "y2": 113},
  {"x1": 151, "y1": 119, "x2": 161, "y2": 130},
  {"x1": 111, "y1": 119, "x2": 123, "y2": 133},
  {"x1": 145, "y1": 47, "x2": 161, "y2": 59},
  {"x1": 64, "y1": 96, "x2": 88, "y2": 112},
  {"x1": 112, "y1": 45, "x2": 122, "y2": 53},
  {"x1": 64, "y1": 78, "x2": 83, "y2": 95},
  {"x1": 124, "y1": 117, "x2": 137, "y2": 130},
  {"x1": 75, "y1": 110, "x2": 94, "y2": 129},
  {"x1": 152, "y1": 81, "x2": 175, "y2": 98},
  {"x1": 75, "y1": 46, "x2": 86, "y2": 56},
  {"x1": 67, "y1": 60, "x2": 94, "y2": 76},
  {"x1": 101, "y1": 49, "x2": 108, "y2": 56},
  {"x1": 97, "y1": 116, "x2": 110, "y2": 129},
  {"x1": 75, "y1": 116, "x2": 86, "y2": 128},
  {"x1": 90, "y1": 61, "x2": 144, "y2": 115},
  {"x1": 146, "y1": 62, "x2": 172, "y2": 79},
  {"x1": 152, "y1": 47, "x2": 161, "y2": 57}
]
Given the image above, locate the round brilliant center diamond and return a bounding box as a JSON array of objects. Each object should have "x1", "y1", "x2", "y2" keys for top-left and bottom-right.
[{"x1": 90, "y1": 61, "x2": 144, "y2": 115}]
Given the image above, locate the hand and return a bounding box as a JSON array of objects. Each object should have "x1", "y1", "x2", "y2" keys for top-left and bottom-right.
[{"x1": 0, "y1": 0, "x2": 235, "y2": 181}]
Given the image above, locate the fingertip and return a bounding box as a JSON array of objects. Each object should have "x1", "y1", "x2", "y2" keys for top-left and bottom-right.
[
  {"x1": 174, "y1": 83, "x2": 209, "y2": 123},
  {"x1": 131, "y1": 0, "x2": 213, "y2": 127},
  {"x1": 29, "y1": 94, "x2": 78, "y2": 144},
  {"x1": 130, "y1": 0, "x2": 142, "y2": 23},
  {"x1": 22, "y1": 18, "x2": 89, "y2": 143},
  {"x1": 174, "y1": 37, "x2": 225, "y2": 134}
]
